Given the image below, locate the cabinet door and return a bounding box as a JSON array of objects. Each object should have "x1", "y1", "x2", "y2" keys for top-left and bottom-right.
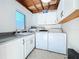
[
  {"x1": 17, "y1": 39, "x2": 24, "y2": 59},
  {"x1": 57, "y1": 0, "x2": 75, "y2": 23},
  {"x1": 24, "y1": 36, "x2": 31, "y2": 58},
  {"x1": 48, "y1": 33, "x2": 55, "y2": 52},
  {"x1": 63, "y1": 0, "x2": 74, "y2": 18},
  {"x1": 48, "y1": 33, "x2": 66, "y2": 54},
  {"x1": 29, "y1": 35, "x2": 35, "y2": 51},
  {"x1": 0, "y1": 39, "x2": 24, "y2": 59},
  {"x1": 0, "y1": 0, "x2": 16, "y2": 33},
  {"x1": 24, "y1": 39, "x2": 31, "y2": 58},
  {"x1": 24, "y1": 34, "x2": 35, "y2": 58},
  {"x1": 36, "y1": 32, "x2": 47, "y2": 50},
  {"x1": 56, "y1": 0, "x2": 64, "y2": 23},
  {"x1": 74, "y1": 0, "x2": 79, "y2": 9}
]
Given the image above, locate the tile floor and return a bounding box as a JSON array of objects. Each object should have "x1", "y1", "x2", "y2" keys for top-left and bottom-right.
[{"x1": 27, "y1": 49, "x2": 67, "y2": 59}]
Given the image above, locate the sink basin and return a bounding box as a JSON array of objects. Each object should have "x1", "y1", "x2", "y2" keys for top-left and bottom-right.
[
  {"x1": 16, "y1": 32, "x2": 32, "y2": 36},
  {"x1": 39, "y1": 30, "x2": 48, "y2": 31}
]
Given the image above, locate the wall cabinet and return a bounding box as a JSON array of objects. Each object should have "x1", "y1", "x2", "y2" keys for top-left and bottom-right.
[
  {"x1": 63, "y1": 0, "x2": 74, "y2": 19},
  {"x1": 24, "y1": 34, "x2": 35, "y2": 58},
  {"x1": 36, "y1": 32, "x2": 48, "y2": 50},
  {"x1": 74, "y1": 0, "x2": 79, "y2": 9},
  {"x1": 56, "y1": 0, "x2": 64, "y2": 22},
  {"x1": 0, "y1": 38, "x2": 24, "y2": 59},
  {"x1": 0, "y1": 0, "x2": 16, "y2": 33},
  {"x1": 36, "y1": 32, "x2": 66, "y2": 54},
  {"x1": 57, "y1": 0, "x2": 79, "y2": 23}
]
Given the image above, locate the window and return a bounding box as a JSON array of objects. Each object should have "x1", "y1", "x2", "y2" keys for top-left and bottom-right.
[{"x1": 16, "y1": 11, "x2": 26, "y2": 31}]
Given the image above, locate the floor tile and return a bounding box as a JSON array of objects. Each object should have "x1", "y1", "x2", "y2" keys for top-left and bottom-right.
[{"x1": 27, "y1": 49, "x2": 67, "y2": 59}]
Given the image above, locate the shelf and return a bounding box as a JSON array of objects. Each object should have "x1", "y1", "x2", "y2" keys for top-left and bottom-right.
[{"x1": 59, "y1": 9, "x2": 79, "y2": 24}]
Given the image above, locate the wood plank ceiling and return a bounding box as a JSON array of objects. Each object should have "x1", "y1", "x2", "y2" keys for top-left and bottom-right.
[{"x1": 16, "y1": 0, "x2": 60, "y2": 13}]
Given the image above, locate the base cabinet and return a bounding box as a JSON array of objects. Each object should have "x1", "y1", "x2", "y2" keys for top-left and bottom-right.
[
  {"x1": 0, "y1": 39, "x2": 24, "y2": 59},
  {"x1": 24, "y1": 34, "x2": 35, "y2": 58},
  {"x1": 48, "y1": 33, "x2": 66, "y2": 54},
  {"x1": 36, "y1": 32, "x2": 66, "y2": 54},
  {"x1": 36, "y1": 32, "x2": 48, "y2": 50},
  {"x1": 0, "y1": 34, "x2": 35, "y2": 59}
]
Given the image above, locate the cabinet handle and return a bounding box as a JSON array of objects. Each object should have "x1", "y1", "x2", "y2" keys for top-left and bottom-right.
[
  {"x1": 61, "y1": 11, "x2": 64, "y2": 18},
  {"x1": 23, "y1": 39, "x2": 25, "y2": 45}
]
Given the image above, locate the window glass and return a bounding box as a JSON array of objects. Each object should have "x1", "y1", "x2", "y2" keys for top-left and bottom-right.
[{"x1": 16, "y1": 11, "x2": 25, "y2": 31}]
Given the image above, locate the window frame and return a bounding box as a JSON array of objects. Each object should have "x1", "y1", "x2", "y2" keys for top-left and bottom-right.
[{"x1": 16, "y1": 10, "x2": 26, "y2": 32}]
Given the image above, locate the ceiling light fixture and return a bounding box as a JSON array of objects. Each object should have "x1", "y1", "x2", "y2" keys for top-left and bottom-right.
[{"x1": 41, "y1": 0, "x2": 51, "y2": 3}]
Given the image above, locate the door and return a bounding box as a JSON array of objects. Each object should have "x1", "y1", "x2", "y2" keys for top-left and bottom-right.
[
  {"x1": 36, "y1": 32, "x2": 48, "y2": 50},
  {"x1": 48, "y1": 33, "x2": 66, "y2": 54}
]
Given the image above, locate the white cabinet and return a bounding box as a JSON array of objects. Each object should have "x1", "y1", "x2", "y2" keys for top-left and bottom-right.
[
  {"x1": 24, "y1": 34, "x2": 35, "y2": 58},
  {"x1": 63, "y1": 0, "x2": 79, "y2": 18},
  {"x1": 0, "y1": 34, "x2": 35, "y2": 59},
  {"x1": 56, "y1": 0, "x2": 64, "y2": 22},
  {"x1": 36, "y1": 32, "x2": 48, "y2": 50},
  {"x1": 57, "y1": 0, "x2": 73, "y2": 22},
  {"x1": 57, "y1": 0, "x2": 79, "y2": 23},
  {"x1": 63, "y1": 0, "x2": 75, "y2": 18},
  {"x1": 74, "y1": 0, "x2": 79, "y2": 9},
  {"x1": 16, "y1": 38, "x2": 24, "y2": 59},
  {"x1": 0, "y1": 38, "x2": 24, "y2": 59},
  {"x1": 48, "y1": 33, "x2": 66, "y2": 54},
  {"x1": 0, "y1": 0, "x2": 16, "y2": 33},
  {"x1": 36, "y1": 32, "x2": 66, "y2": 54}
]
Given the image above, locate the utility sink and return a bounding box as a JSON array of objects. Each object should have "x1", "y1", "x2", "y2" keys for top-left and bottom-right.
[
  {"x1": 16, "y1": 32, "x2": 33, "y2": 36},
  {"x1": 39, "y1": 30, "x2": 48, "y2": 32}
]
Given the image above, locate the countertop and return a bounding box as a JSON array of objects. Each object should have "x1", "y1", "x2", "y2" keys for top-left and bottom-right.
[{"x1": 0, "y1": 32, "x2": 34, "y2": 44}]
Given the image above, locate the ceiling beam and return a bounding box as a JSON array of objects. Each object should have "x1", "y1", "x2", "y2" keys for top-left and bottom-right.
[
  {"x1": 39, "y1": 0, "x2": 44, "y2": 10},
  {"x1": 48, "y1": 0, "x2": 57, "y2": 10},
  {"x1": 47, "y1": 3, "x2": 50, "y2": 10},
  {"x1": 32, "y1": 0, "x2": 39, "y2": 12},
  {"x1": 55, "y1": 0, "x2": 60, "y2": 9}
]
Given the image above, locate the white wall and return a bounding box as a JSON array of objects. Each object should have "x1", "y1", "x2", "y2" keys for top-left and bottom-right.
[
  {"x1": 62, "y1": 18, "x2": 79, "y2": 53},
  {"x1": 16, "y1": 1, "x2": 33, "y2": 30},
  {"x1": 32, "y1": 11, "x2": 57, "y2": 26}
]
